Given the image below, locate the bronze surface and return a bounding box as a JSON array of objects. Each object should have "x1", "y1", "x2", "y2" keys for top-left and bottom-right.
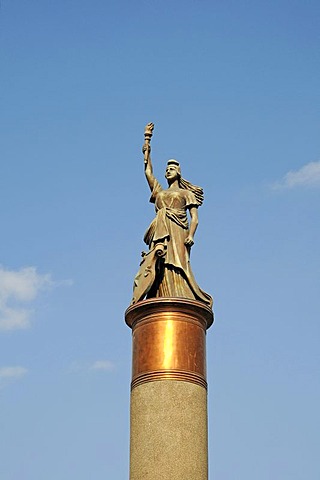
[
  {"x1": 131, "y1": 122, "x2": 213, "y2": 308},
  {"x1": 126, "y1": 297, "x2": 213, "y2": 329},
  {"x1": 125, "y1": 298, "x2": 213, "y2": 389}
]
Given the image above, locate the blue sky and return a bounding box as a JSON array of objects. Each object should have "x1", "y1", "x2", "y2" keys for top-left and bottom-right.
[{"x1": 1, "y1": 1, "x2": 319, "y2": 478}]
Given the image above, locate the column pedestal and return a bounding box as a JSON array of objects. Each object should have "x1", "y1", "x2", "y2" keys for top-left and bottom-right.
[{"x1": 125, "y1": 298, "x2": 213, "y2": 480}]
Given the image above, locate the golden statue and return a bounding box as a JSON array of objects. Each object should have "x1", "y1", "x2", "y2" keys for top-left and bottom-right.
[{"x1": 131, "y1": 123, "x2": 212, "y2": 308}]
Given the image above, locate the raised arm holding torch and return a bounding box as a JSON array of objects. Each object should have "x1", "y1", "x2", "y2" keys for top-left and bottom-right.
[{"x1": 143, "y1": 122, "x2": 156, "y2": 191}]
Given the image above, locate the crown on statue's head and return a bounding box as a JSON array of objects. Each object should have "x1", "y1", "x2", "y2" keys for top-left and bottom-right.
[{"x1": 167, "y1": 159, "x2": 180, "y2": 168}]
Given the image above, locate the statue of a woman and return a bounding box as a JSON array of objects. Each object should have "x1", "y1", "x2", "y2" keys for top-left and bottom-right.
[{"x1": 131, "y1": 124, "x2": 212, "y2": 308}]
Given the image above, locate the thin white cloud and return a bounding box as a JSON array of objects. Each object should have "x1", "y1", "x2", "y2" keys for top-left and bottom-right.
[
  {"x1": 273, "y1": 161, "x2": 320, "y2": 189},
  {"x1": 0, "y1": 366, "x2": 28, "y2": 388},
  {"x1": 0, "y1": 366, "x2": 28, "y2": 378},
  {"x1": 0, "y1": 306, "x2": 30, "y2": 330},
  {"x1": 90, "y1": 360, "x2": 115, "y2": 372},
  {"x1": 0, "y1": 266, "x2": 52, "y2": 331},
  {"x1": 68, "y1": 360, "x2": 116, "y2": 374}
]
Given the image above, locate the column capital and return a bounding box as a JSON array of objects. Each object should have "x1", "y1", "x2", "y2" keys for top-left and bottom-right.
[{"x1": 125, "y1": 298, "x2": 214, "y2": 390}]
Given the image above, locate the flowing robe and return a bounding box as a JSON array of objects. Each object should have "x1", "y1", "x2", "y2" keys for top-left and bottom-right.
[{"x1": 143, "y1": 180, "x2": 212, "y2": 307}]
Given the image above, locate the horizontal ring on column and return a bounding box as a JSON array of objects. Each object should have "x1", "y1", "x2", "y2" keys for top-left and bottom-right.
[
  {"x1": 131, "y1": 369, "x2": 207, "y2": 390},
  {"x1": 126, "y1": 297, "x2": 213, "y2": 330}
]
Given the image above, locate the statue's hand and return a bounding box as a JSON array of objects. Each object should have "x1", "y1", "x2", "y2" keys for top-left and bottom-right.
[
  {"x1": 142, "y1": 144, "x2": 151, "y2": 155},
  {"x1": 142, "y1": 144, "x2": 151, "y2": 165},
  {"x1": 184, "y1": 235, "x2": 194, "y2": 247}
]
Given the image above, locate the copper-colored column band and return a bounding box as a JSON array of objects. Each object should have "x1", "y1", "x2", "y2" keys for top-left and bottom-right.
[{"x1": 125, "y1": 298, "x2": 213, "y2": 390}]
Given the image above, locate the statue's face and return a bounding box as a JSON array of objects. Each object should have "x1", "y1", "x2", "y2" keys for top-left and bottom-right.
[{"x1": 165, "y1": 165, "x2": 180, "y2": 183}]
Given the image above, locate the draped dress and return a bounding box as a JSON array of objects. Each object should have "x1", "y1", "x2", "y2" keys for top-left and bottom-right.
[{"x1": 144, "y1": 179, "x2": 212, "y2": 307}]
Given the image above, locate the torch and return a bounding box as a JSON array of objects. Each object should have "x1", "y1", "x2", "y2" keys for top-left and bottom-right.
[{"x1": 143, "y1": 122, "x2": 154, "y2": 164}]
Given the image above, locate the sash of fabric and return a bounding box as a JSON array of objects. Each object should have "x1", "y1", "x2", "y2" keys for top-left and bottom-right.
[{"x1": 144, "y1": 208, "x2": 188, "y2": 246}]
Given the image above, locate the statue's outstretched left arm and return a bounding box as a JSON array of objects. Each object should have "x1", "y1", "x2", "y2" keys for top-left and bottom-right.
[{"x1": 185, "y1": 207, "x2": 198, "y2": 247}]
